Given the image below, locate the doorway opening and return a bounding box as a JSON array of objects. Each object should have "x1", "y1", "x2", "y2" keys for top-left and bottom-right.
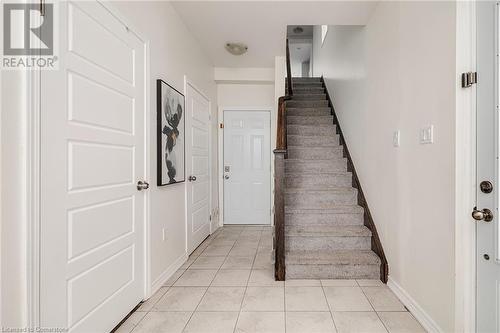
[{"x1": 287, "y1": 25, "x2": 314, "y2": 78}]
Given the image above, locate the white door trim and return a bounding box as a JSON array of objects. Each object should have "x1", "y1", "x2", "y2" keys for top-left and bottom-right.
[
  {"x1": 24, "y1": 2, "x2": 152, "y2": 328},
  {"x1": 454, "y1": 2, "x2": 477, "y2": 332},
  {"x1": 184, "y1": 76, "x2": 213, "y2": 241},
  {"x1": 218, "y1": 106, "x2": 273, "y2": 226}
]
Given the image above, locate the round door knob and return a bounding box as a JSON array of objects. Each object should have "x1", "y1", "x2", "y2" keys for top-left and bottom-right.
[
  {"x1": 189, "y1": 175, "x2": 197, "y2": 182},
  {"x1": 472, "y1": 207, "x2": 493, "y2": 222},
  {"x1": 137, "y1": 180, "x2": 149, "y2": 191},
  {"x1": 224, "y1": 175, "x2": 230, "y2": 180}
]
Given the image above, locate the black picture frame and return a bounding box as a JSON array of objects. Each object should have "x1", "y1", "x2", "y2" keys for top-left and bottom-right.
[{"x1": 157, "y1": 79, "x2": 186, "y2": 186}]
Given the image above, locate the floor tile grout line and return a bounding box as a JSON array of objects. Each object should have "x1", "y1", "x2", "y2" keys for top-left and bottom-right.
[
  {"x1": 127, "y1": 311, "x2": 147, "y2": 333},
  {"x1": 125, "y1": 226, "x2": 275, "y2": 333},
  {"x1": 321, "y1": 284, "x2": 339, "y2": 333},
  {"x1": 233, "y1": 230, "x2": 259, "y2": 333},
  {"x1": 129, "y1": 285, "x2": 170, "y2": 332},
  {"x1": 182, "y1": 227, "x2": 243, "y2": 332},
  {"x1": 358, "y1": 284, "x2": 390, "y2": 333}
]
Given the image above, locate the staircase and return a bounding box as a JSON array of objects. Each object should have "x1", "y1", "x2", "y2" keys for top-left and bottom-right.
[{"x1": 283, "y1": 77, "x2": 381, "y2": 279}]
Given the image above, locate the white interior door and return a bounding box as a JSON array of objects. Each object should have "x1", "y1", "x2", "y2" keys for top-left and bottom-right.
[
  {"x1": 476, "y1": 2, "x2": 500, "y2": 331},
  {"x1": 186, "y1": 83, "x2": 211, "y2": 253},
  {"x1": 40, "y1": 2, "x2": 146, "y2": 332},
  {"x1": 223, "y1": 110, "x2": 271, "y2": 225}
]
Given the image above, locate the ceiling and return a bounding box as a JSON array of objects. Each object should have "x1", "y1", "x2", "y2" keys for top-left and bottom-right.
[{"x1": 171, "y1": 1, "x2": 378, "y2": 67}]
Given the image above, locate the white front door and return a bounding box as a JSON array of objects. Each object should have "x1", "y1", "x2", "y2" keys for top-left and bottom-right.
[
  {"x1": 223, "y1": 111, "x2": 271, "y2": 225},
  {"x1": 476, "y1": 2, "x2": 500, "y2": 331},
  {"x1": 40, "y1": 2, "x2": 146, "y2": 332},
  {"x1": 185, "y1": 83, "x2": 211, "y2": 253}
]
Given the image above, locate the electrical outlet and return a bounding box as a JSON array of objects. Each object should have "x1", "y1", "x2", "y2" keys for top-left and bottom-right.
[
  {"x1": 393, "y1": 130, "x2": 400, "y2": 147},
  {"x1": 420, "y1": 125, "x2": 434, "y2": 144}
]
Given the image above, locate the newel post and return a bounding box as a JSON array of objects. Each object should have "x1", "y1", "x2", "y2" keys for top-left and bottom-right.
[{"x1": 274, "y1": 150, "x2": 286, "y2": 281}]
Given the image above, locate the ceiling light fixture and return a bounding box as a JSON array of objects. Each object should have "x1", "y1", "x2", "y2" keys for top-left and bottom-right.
[
  {"x1": 225, "y1": 42, "x2": 248, "y2": 56},
  {"x1": 293, "y1": 26, "x2": 304, "y2": 34}
]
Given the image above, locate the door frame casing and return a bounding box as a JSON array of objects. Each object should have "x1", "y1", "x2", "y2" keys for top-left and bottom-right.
[
  {"x1": 184, "y1": 76, "x2": 213, "y2": 253},
  {"x1": 218, "y1": 106, "x2": 273, "y2": 226},
  {"x1": 23, "y1": 1, "x2": 152, "y2": 328},
  {"x1": 454, "y1": 1, "x2": 476, "y2": 332}
]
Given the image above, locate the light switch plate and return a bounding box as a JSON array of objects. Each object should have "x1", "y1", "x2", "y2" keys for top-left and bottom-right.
[
  {"x1": 420, "y1": 125, "x2": 434, "y2": 144},
  {"x1": 393, "y1": 130, "x2": 400, "y2": 147}
]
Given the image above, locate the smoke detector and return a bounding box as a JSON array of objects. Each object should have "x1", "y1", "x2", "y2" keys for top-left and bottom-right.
[
  {"x1": 225, "y1": 42, "x2": 248, "y2": 56},
  {"x1": 293, "y1": 26, "x2": 304, "y2": 34}
]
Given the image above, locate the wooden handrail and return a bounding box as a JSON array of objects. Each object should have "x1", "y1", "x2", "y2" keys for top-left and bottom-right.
[
  {"x1": 276, "y1": 96, "x2": 289, "y2": 150},
  {"x1": 286, "y1": 39, "x2": 293, "y2": 96},
  {"x1": 274, "y1": 39, "x2": 293, "y2": 281}
]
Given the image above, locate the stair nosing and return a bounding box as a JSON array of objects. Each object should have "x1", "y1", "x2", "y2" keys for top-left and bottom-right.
[{"x1": 285, "y1": 188, "x2": 357, "y2": 193}]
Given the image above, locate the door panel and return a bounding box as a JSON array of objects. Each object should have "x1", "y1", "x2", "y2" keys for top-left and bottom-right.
[
  {"x1": 476, "y1": 2, "x2": 500, "y2": 332},
  {"x1": 223, "y1": 111, "x2": 271, "y2": 225},
  {"x1": 41, "y1": 2, "x2": 146, "y2": 332},
  {"x1": 186, "y1": 83, "x2": 211, "y2": 253}
]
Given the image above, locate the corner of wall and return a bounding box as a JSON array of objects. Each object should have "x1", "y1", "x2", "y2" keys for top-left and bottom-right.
[
  {"x1": 388, "y1": 277, "x2": 444, "y2": 333},
  {"x1": 150, "y1": 252, "x2": 188, "y2": 295}
]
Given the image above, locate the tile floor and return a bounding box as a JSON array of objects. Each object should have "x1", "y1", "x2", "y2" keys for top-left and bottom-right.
[{"x1": 116, "y1": 226, "x2": 426, "y2": 333}]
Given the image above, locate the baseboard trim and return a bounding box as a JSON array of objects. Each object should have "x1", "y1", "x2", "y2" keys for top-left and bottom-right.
[
  {"x1": 387, "y1": 276, "x2": 443, "y2": 333},
  {"x1": 150, "y1": 252, "x2": 188, "y2": 296}
]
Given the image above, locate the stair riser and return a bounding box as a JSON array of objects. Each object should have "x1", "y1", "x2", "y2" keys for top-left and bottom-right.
[
  {"x1": 285, "y1": 160, "x2": 347, "y2": 173},
  {"x1": 287, "y1": 109, "x2": 331, "y2": 117},
  {"x1": 287, "y1": 116, "x2": 333, "y2": 125},
  {"x1": 288, "y1": 135, "x2": 339, "y2": 147},
  {"x1": 286, "y1": 264, "x2": 379, "y2": 279},
  {"x1": 287, "y1": 100, "x2": 329, "y2": 108},
  {"x1": 285, "y1": 191, "x2": 357, "y2": 207},
  {"x1": 292, "y1": 94, "x2": 327, "y2": 101},
  {"x1": 292, "y1": 78, "x2": 322, "y2": 83},
  {"x1": 287, "y1": 125, "x2": 336, "y2": 136},
  {"x1": 294, "y1": 89, "x2": 325, "y2": 94},
  {"x1": 286, "y1": 236, "x2": 371, "y2": 251},
  {"x1": 285, "y1": 213, "x2": 364, "y2": 226},
  {"x1": 285, "y1": 174, "x2": 351, "y2": 188},
  {"x1": 288, "y1": 82, "x2": 323, "y2": 87},
  {"x1": 287, "y1": 147, "x2": 343, "y2": 160}
]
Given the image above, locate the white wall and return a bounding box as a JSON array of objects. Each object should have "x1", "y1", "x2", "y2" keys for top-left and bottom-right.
[
  {"x1": 313, "y1": 2, "x2": 456, "y2": 332},
  {"x1": 217, "y1": 84, "x2": 275, "y2": 108},
  {"x1": 112, "y1": 1, "x2": 218, "y2": 289}
]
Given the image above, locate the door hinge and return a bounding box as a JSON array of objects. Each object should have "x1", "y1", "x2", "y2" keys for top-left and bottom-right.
[
  {"x1": 209, "y1": 214, "x2": 212, "y2": 221},
  {"x1": 219, "y1": 123, "x2": 224, "y2": 129},
  {"x1": 461, "y1": 72, "x2": 477, "y2": 88}
]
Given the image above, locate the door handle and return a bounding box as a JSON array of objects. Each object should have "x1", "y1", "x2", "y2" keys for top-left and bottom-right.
[
  {"x1": 188, "y1": 175, "x2": 197, "y2": 182},
  {"x1": 224, "y1": 175, "x2": 230, "y2": 180},
  {"x1": 472, "y1": 207, "x2": 494, "y2": 222},
  {"x1": 137, "y1": 180, "x2": 150, "y2": 191}
]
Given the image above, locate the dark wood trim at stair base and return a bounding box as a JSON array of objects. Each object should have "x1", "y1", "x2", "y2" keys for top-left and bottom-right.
[
  {"x1": 321, "y1": 76, "x2": 389, "y2": 283},
  {"x1": 274, "y1": 151, "x2": 286, "y2": 281}
]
